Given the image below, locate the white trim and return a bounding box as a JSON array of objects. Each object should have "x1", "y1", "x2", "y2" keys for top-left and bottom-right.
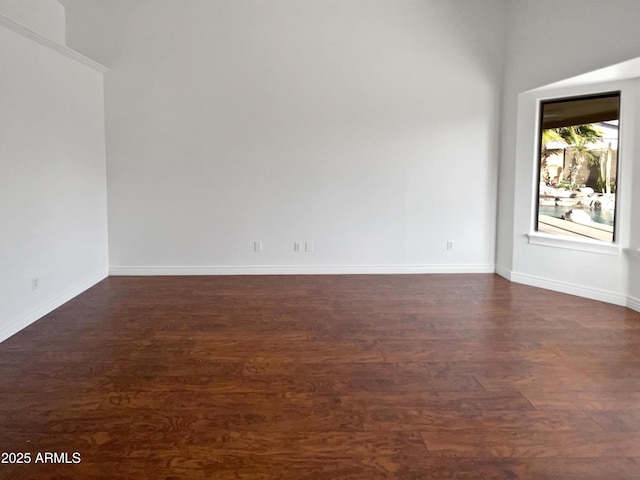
[
  {"x1": 0, "y1": 270, "x2": 108, "y2": 344},
  {"x1": 627, "y1": 295, "x2": 640, "y2": 313},
  {"x1": 0, "y1": 13, "x2": 107, "y2": 73},
  {"x1": 627, "y1": 250, "x2": 640, "y2": 312},
  {"x1": 1, "y1": 265, "x2": 635, "y2": 344},
  {"x1": 510, "y1": 270, "x2": 627, "y2": 306},
  {"x1": 494, "y1": 265, "x2": 512, "y2": 281},
  {"x1": 535, "y1": 57, "x2": 640, "y2": 92},
  {"x1": 527, "y1": 232, "x2": 621, "y2": 255},
  {"x1": 109, "y1": 264, "x2": 497, "y2": 276}
]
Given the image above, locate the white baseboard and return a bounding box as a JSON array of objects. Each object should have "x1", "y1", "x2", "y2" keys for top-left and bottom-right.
[
  {"x1": 110, "y1": 264, "x2": 497, "y2": 276},
  {"x1": 0, "y1": 269, "x2": 108, "y2": 344},
  {"x1": 509, "y1": 270, "x2": 627, "y2": 306},
  {"x1": 627, "y1": 295, "x2": 640, "y2": 313},
  {"x1": 2, "y1": 265, "x2": 635, "y2": 345},
  {"x1": 494, "y1": 265, "x2": 512, "y2": 281}
]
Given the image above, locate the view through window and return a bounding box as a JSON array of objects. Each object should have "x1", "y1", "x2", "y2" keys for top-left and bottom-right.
[{"x1": 537, "y1": 92, "x2": 620, "y2": 242}]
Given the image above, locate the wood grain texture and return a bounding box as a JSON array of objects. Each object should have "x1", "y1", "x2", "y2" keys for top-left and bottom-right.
[{"x1": 1, "y1": 274, "x2": 640, "y2": 479}]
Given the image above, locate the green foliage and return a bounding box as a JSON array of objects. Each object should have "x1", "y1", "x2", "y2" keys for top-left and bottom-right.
[
  {"x1": 596, "y1": 178, "x2": 616, "y2": 193},
  {"x1": 541, "y1": 124, "x2": 603, "y2": 159},
  {"x1": 556, "y1": 179, "x2": 579, "y2": 191},
  {"x1": 541, "y1": 129, "x2": 563, "y2": 145},
  {"x1": 541, "y1": 124, "x2": 604, "y2": 187},
  {"x1": 555, "y1": 124, "x2": 603, "y2": 148}
]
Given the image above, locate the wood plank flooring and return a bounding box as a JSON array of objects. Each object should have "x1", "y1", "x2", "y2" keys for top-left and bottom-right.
[{"x1": 1, "y1": 274, "x2": 640, "y2": 479}]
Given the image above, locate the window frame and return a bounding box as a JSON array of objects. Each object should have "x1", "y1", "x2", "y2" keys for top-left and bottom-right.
[
  {"x1": 521, "y1": 79, "x2": 634, "y2": 256},
  {"x1": 534, "y1": 91, "x2": 621, "y2": 245}
]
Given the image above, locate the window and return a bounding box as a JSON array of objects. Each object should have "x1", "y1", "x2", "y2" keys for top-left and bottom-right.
[{"x1": 537, "y1": 92, "x2": 620, "y2": 243}]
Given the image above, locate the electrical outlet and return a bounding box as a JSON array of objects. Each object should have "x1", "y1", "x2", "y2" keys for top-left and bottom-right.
[
  {"x1": 31, "y1": 277, "x2": 40, "y2": 291},
  {"x1": 305, "y1": 241, "x2": 314, "y2": 253},
  {"x1": 447, "y1": 240, "x2": 454, "y2": 250},
  {"x1": 253, "y1": 240, "x2": 263, "y2": 252}
]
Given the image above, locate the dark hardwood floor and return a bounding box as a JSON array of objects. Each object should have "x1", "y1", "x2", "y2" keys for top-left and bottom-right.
[{"x1": 1, "y1": 274, "x2": 640, "y2": 479}]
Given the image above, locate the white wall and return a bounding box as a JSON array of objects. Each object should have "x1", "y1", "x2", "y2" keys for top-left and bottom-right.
[
  {"x1": 627, "y1": 82, "x2": 640, "y2": 309},
  {"x1": 0, "y1": 23, "x2": 108, "y2": 342},
  {"x1": 0, "y1": 0, "x2": 65, "y2": 44},
  {"x1": 510, "y1": 79, "x2": 636, "y2": 304},
  {"x1": 2, "y1": 0, "x2": 636, "y2": 348},
  {"x1": 497, "y1": 0, "x2": 640, "y2": 304},
  {"x1": 62, "y1": 0, "x2": 506, "y2": 274}
]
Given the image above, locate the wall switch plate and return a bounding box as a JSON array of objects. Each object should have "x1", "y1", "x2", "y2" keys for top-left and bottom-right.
[
  {"x1": 294, "y1": 242, "x2": 302, "y2": 252},
  {"x1": 305, "y1": 241, "x2": 314, "y2": 253},
  {"x1": 253, "y1": 240, "x2": 263, "y2": 252}
]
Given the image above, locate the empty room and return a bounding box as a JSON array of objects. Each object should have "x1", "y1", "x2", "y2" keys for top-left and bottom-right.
[{"x1": 2, "y1": 0, "x2": 640, "y2": 478}]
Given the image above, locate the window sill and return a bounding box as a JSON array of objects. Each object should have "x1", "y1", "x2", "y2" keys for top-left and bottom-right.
[{"x1": 527, "y1": 232, "x2": 621, "y2": 255}]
